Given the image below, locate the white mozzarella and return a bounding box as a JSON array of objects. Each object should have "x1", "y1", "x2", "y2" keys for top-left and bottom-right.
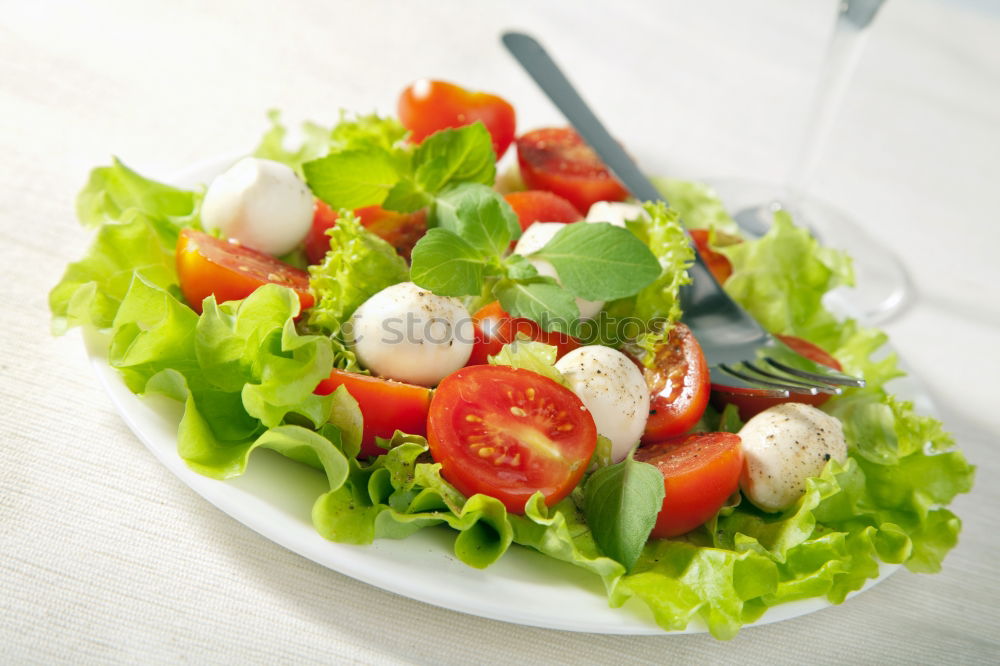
[
  {"x1": 737, "y1": 402, "x2": 848, "y2": 512},
  {"x1": 201, "y1": 157, "x2": 314, "y2": 256},
  {"x1": 585, "y1": 201, "x2": 647, "y2": 228},
  {"x1": 554, "y1": 346, "x2": 649, "y2": 463},
  {"x1": 347, "y1": 282, "x2": 474, "y2": 387},
  {"x1": 512, "y1": 222, "x2": 604, "y2": 319}
]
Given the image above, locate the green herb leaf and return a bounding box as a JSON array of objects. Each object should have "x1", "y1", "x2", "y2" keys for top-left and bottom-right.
[
  {"x1": 505, "y1": 254, "x2": 539, "y2": 280},
  {"x1": 495, "y1": 277, "x2": 579, "y2": 334},
  {"x1": 532, "y1": 222, "x2": 661, "y2": 301},
  {"x1": 583, "y1": 451, "x2": 665, "y2": 571},
  {"x1": 412, "y1": 122, "x2": 495, "y2": 192},
  {"x1": 409, "y1": 228, "x2": 490, "y2": 297},
  {"x1": 432, "y1": 183, "x2": 519, "y2": 257},
  {"x1": 303, "y1": 149, "x2": 402, "y2": 209}
]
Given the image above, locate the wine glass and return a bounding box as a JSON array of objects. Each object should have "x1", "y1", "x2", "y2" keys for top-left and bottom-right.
[{"x1": 716, "y1": 0, "x2": 912, "y2": 324}]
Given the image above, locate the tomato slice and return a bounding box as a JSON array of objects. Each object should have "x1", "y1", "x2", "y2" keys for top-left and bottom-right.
[
  {"x1": 689, "y1": 229, "x2": 733, "y2": 284},
  {"x1": 315, "y1": 369, "x2": 432, "y2": 459},
  {"x1": 398, "y1": 79, "x2": 517, "y2": 159},
  {"x1": 427, "y1": 365, "x2": 597, "y2": 513},
  {"x1": 503, "y1": 190, "x2": 582, "y2": 233},
  {"x1": 634, "y1": 432, "x2": 743, "y2": 538},
  {"x1": 711, "y1": 335, "x2": 844, "y2": 420},
  {"x1": 176, "y1": 228, "x2": 313, "y2": 314},
  {"x1": 305, "y1": 201, "x2": 427, "y2": 265},
  {"x1": 515, "y1": 127, "x2": 628, "y2": 213},
  {"x1": 629, "y1": 324, "x2": 711, "y2": 442},
  {"x1": 466, "y1": 301, "x2": 581, "y2": 367}
]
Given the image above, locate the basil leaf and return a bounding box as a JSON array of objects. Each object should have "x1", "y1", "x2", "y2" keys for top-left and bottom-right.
[
  {"x1": 505, "y1": 254, "x2": 539, "y2": 281},
  {"x1": 432, "y1": 183, "x2": 519, "y2": 257},
  {"x1": 410, "y1": 228, "x2": 489, "y2": 297},
  {"x1": 382, "y1": 178, "x2": 433, "y2": 213},
  {"x1": 583, "y1": 451, "x2": 664, "y2": 572},
  {"x1": 412, "y1": 122, "x2": 495, "y2": 192},
  {"x1": 303, "y1": 149, "x2": 401, "y2": 209},
  {"x1": 533, "y1": 222, "x2": 661, "y2": 301},
  {"x1": 495, "y1": 277, "x2": 579, "y2": 334}
]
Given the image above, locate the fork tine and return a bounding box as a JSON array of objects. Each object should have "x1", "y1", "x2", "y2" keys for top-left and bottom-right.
[
  {"x1": 718, "y1": 363, "x2": 818, "y2": 395},
  {"x1": 764, "y1": 356, "x2": 866, "y2": 388},
  {"x1": 741, "y1": 361, "x2": 842, "y2": 395},
  {"x1": 709, "y1": 366, "x2": 789, "y2": 398}
]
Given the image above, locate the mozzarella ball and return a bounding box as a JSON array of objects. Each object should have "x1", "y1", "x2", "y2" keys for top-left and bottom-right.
[
  {"x1": 554, "y1": 346, "x2": 649, "y2": 462},
  {"x1": 512, "y1": 222, "x2": 604, "y2": 319},
  {"x1": 201, "y1": 157, "x2": 314, "y2": 256},
  {"x1": 738, "y1": 403, "x2": 848, "y2": 512},
  {"x1": 347, "y1": 282, "x2": 474, "y2": 386},
  {"x1": 585, "y1": 201, "x2": 647, "y2": 228}
]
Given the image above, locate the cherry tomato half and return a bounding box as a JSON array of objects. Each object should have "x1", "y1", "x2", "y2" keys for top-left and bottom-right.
[
  {"x1": 689, "y1": 229, "x2": 733, "y2": 284},
  {"x1": 315, "y1": 369, "x2": 432, "y2": 459},
  {"x1": 634, "y1": 432, "x2": 744, "y2": 538},
  {"x1": 398, "y1": 79, "x2": 516, "y2": 159},
  {"x1": 515, "y1": 127, "x2": 628, "y2": 213},
  {"x1": 503, "y1": 190, "x2": 582, "y2": 233},
  {"x1": 466, "y1": 301, "x2": 581, "y2": 366},
  {"x1": 427, "y1": 365, "x2": 597, "y2": 513},
  {"x1": 711, "y1": 335, "x2": 844, "y2": 421},
  {"x1": 629, "y1": 323, "x2": 711, "y2": 443},
  {"x1": 305, "y1": 201, "x2": 427, "y2": 265},
  {"x1": 176, "y1": 228, "x2": 313, "y2": 314}
]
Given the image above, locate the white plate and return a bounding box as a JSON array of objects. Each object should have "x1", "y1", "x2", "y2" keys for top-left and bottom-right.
[{"x1": 83, "y1": 158, "x2": 908, "y2": 635}]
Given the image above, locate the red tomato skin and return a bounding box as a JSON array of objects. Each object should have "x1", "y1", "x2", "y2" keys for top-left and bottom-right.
[
  {"x1": 503, "y1": 190, "x2": 582, "y2": 233},
  {"x1": 398, "y1": 79, "x2": 516, "y2": 159},
  {"x1": 710, "y1": 335, "x2": 844, "y2": 421},
  {"x1": 427, "y1": 365, "x2": 597, "y2": 514},
  {"x1": 629, "y1": 324, "x2": 711, "y2": 442},
  {"x1": 466, "y1": 301, "x2": 581, "y2": 367},
  {"x1": 515, "y1": 127, "x2": 628, "y2": 213},
  {"x1": 314, "y1": 369, "x2": 432, "y2": 459},
  {"x1": 305, "y1": 201, "x2": 427, "y2": 265},
  {"x1": 176, "y1": 228, "x2": 313, "y2": 314},
  {"x1": 689, "y1": 229, "x2": 733, "y2": 284},
  {"x1": 634, "y1": 432, "x2": 744, "y2": 538},
  {"x1": 304, "y1": 200, "x2": 340, "y2": 265}
]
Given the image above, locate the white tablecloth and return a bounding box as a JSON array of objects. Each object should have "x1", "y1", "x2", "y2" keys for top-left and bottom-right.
[{"x1": 3, "y1": 0, "x2": 998, "y2": 662}]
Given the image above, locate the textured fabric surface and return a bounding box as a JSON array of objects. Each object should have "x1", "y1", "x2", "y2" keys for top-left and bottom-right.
[{"x1": 2, "y1": 0, "x2": 998, "y2": 663}]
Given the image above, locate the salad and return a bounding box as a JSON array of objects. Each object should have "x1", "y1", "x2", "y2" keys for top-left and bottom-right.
[{"x1": 50, "y1": 79, "x2": 974, "y2": 639}]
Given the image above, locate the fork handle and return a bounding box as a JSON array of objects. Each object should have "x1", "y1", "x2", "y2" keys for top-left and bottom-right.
[{"x1": 501, "y1": 32, "x2": 664, "y2": 204}]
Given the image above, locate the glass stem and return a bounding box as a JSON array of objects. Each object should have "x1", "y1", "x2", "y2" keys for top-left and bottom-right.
[{"x1": 786, "y1": 0, "x2": 886, "y2": 197}]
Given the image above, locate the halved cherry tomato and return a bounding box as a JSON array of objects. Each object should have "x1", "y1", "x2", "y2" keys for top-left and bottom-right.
[
  {"x1": 176, "y1": 228, "x2": 313, "y2": 314},
  {"x1": 634, "y1": 432, "x2": 743, "y2": 538},
  {"x1": 711, "y1": 335, "x2": 844, "y2": 420},
  {"x1": 689, "y1": 229, "x2": 733, "y2": 284},
  {"x1": 629, "y1": 323, "x2": 711, "y2": 443},
  {"x1": 516, "y1": 127, "x2": 628, "y2": 213},
  {"x1": 398, "y1": 79, "x2": 516, "y2": 159},
  {"x1": 466, "y1": 301, "x2": 581, "y2": 366},
  {"x1": 314, "y1": 369, "x2": 432, "y2": 459},
  {"x1": 305, "y1": 201, "x2": 427, "y2": 265},
  {"x1": 503, "y1": 190, "x2": 582, "y2": 233},
  {"x1": 427, "y1": 365, "x2": 597, "y2": 513}
]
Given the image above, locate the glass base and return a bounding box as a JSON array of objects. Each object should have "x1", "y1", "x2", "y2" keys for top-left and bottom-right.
[{"x1": 702, "y1": 178, "x2": 913, "y2": 325}]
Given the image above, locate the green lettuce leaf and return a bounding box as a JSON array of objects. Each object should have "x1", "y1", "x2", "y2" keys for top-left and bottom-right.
[
  {"x1": 488, "y1": 340, "x2": 566, "y2": 386},
  {"x1": 76, "y1": 157, "x2": 201, "y2": 232},
  {"x1": 651, "y1": 178, "x2": 740, "y2": 235},
  {"x1": 307, "y1": 211, "x2": 409, "y2": 336}
]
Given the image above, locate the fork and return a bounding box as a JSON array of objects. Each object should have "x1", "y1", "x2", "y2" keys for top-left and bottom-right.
[{"x1": 501, "y1": 31, "x2": 865, "y2": 397}]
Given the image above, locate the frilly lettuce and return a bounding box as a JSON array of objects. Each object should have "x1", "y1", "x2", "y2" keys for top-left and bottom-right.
[{"x1": 307, "y1": 211, "x2": 409, "y2": 338}]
